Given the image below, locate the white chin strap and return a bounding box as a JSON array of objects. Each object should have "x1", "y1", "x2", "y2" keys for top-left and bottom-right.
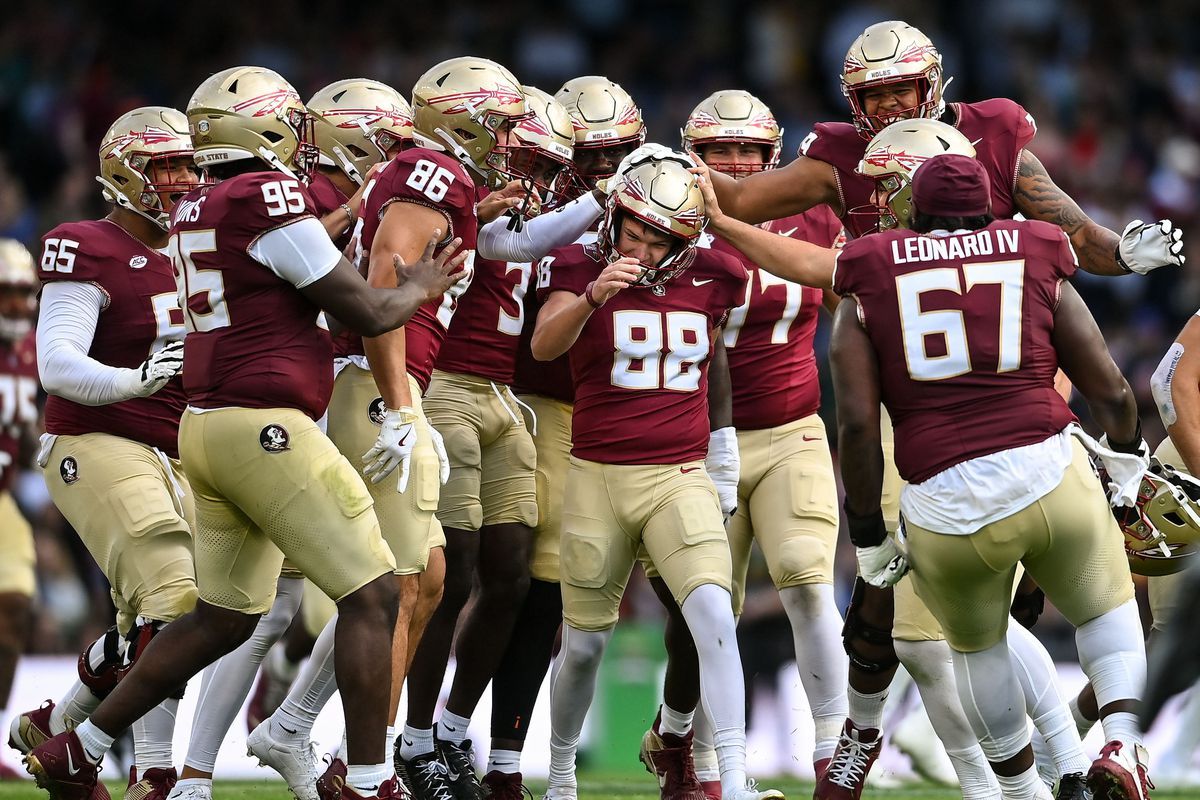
[
  {"x1": 95, "y1": 176, "x2": 169, "y2": 232},
  {"x1": 331, "y1": 146, "x2": 364, "y2": 186}
]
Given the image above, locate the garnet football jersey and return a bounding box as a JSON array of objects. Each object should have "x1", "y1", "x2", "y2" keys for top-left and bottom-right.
[
  {"x1": 719, "y1": 208, "x2": 843, "y2": 429},
  {"x1": 539, "y1": 243, "x2": 747, "y2": 465},
  {"x1": 169, "y1": 172, "x2": 334, "y2": 420},
  {"x1": 513, "y1": 256, "x2": 575, "y2": 403},
  {"x1": 434, "y1": 186, "x2": 529, "y2": 384},
  {"x1": 340, "y1": 146, "x2": 479, "y2": 392},
  {"x1": 41, "y1": 219, "x2": 187, "y2": 456},
  {"x1": 833, "y1": 218, "x2": 1077, "y2": 483},
  {"x1": 802, "y1": 99, "x2": 1038, "y2": 239},
  {"x1": 307, "y1": 170, "x2": 353, "y2": 252},
  {"x1": 0, "y1": 332, "x2": 38, "y2": 492}
]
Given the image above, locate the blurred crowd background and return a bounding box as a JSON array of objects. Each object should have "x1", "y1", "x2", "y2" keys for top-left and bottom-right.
[{"x1": 3, "y1": 0, "x2": 1199, "y2": 664}]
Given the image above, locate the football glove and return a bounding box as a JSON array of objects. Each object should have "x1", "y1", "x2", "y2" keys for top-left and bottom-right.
[
  {"x1": 132, "y1": 340, "x2": 184, "y2": 397},
  {"x1": 1069, "y1": 424, "x2": 1150, "y2": 508},
  {"x1": 362, "y1": 407, "x2": 419, "y2": 491},
  {"x1": 856, "y1": 537, "x2": 909, "y2": 588},
  {"x1": 1117, "y1": 219, "x2": 1185, "y2": 274},
  {"x1": 426, "y1": 420, "x2": 450, "y2": 485},
  {"x1": 706, "y1": 426, "x2": 740, "y2": 523}
]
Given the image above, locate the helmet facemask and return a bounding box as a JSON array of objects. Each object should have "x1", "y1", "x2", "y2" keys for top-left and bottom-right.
[
  {"x1": 99, "y1": 150, "x2": 202, "y2": 231},
  {"x1": 596, "y1": 206, "x2": 701, "y2": 290}
]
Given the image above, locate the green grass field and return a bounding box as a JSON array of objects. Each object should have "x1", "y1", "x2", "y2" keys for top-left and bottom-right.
[{"x1": 0, "y1": 776, "x2": 1197, "y2": 800}]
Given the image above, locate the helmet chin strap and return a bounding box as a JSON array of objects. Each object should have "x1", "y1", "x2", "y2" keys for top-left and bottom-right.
[
  {"x1": 424, "y1": 127, "x2": 506, "y2": 189},
  {"x1": 256, "y1": 146, "x2": 299, "y2": 180},
  {"x1": 332, "y1": 146, "x2": 364, "y2": 186},
  {"x1": 96, "y1": 176, "x2": 170, "y2": 232}
]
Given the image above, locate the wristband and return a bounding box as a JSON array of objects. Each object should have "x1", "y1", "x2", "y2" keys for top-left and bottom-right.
[
  {"x1": 845, "y1": 505, "x2": 887, "y2": 548},
  {"x1": 584, "y1": 281, "x2": 604, "y2": 309}
]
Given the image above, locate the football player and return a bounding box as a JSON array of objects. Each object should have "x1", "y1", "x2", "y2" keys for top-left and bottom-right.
[
  {"x1": 633, "y1": 91, "x2": 848, "y2": 800},
  {"x1": 532, "y1": 156, "x2": 780, "y2": 800},
  {"x1": 0, "y1": 240, "x2": 40, "y2": 782},
  {"x1": 481, "y1": 78, "x2": 644, "y2": 798},
  {"x1": 832, "y1": 153, "x2": 1152, "y2": 800},
  {"x1": 22, "y1": 66, "x2": 465, "y2": 800},
  {"x1": 238, "y1": 57, "x2": 526, "y2": 800},
  {"x1": 9, "y1": 107, "x2": 197, "y2": 800},
  {"x1": 167, "y1": 78, "x2": 417, "y2": 800}
]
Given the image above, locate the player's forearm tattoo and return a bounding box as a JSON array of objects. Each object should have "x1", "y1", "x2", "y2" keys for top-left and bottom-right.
[{"x1": 1015, "y1": 150, "x2": 1121, "y2": 275}]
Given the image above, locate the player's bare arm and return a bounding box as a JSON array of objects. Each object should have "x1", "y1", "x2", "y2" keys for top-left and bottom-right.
[
  {"x1": 302, "y1": 230, "x2": 466, "y2": 341},
  {"x1": 1015, "y1": 149, "x2": 1124, "y2": 276},
  {"x1": 320, "y1": 162, "x2": 385, "y2": 242},
  {"x1": 829, "y1": 297, "x2": 884, "y2": 529},
  {"x1": 706, "y1": 334, "x2": 732, "y2": 430},
  {"x1": 706, "y1": 153, "x2": 839, "y2": 224},
  {"x1": 1051, "y1": 280, "x2": 1140, "y2": 443},
  {"x1": 530, "y1": 256, "x2": 641, "y2": 361},
  {"x1": 361, "y1": 201, "x2": 452, "y2": 409},
  {"x1": 1162, "y1": 316, "x2": 1200, "y2": 473}
]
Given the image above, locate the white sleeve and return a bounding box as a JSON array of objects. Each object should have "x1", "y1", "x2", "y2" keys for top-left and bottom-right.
[
  {"x1": 37, "y1": 282, "x2": 145, "y2": 405},
  {"x1": 477, "y1": 191, "x2": 604, "y2": 262},
  {"x1": 248, "y1": 216, "x2": 341, "y2": 289}
]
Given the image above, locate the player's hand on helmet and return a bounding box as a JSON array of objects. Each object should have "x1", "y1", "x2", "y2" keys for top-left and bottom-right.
[
  {"x1": 132, "y1": 340, "x2": 184, "y2": 396},
  {"x1": 706, "y1": 427, "x2": 740, "y2": 523},
  {"x1": 588, "y1": 256, "x2": 643, "y2": 305},
  {"x1": 1070, "y1": 424, "x2": 1151, "y2": 507},
  {"x1": 426, "y1": 420, "x2": 450, "y2": 485},
  {"x1": 688, "y1": 154, "x2": 726, "y2": 227},
  {"x1": 362, "y1": 406, "x2": 419, "y2": 491},
  {"x1": 394, "y1": 231, "x2": 470, "y2": 302},
  {"x1": 856, "y1": 537, "x2": 909, "y2": 588},
  {"x1": 1117, "y1": 219, "x2": 1185, "y2": 274}
]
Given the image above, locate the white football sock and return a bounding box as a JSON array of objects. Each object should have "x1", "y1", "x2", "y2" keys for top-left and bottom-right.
[
  {"x1": 847, "y1": 686, "x2": 888, "y2": 731},
  {"x1": 347, "y1": 762, "x2": 390, "y2": 793},
  {"x1": 681, "y1": 584, "x2": 748, "y2": 796},
  {"x1": 73, "y1": 719, "x2": 114, "y2": 764},
  {"x1": 548, "y1": 625, "x2": 612, "y2": 788},
  {"x1": 692, "y1": 707, "x2": 720, "y2": 782},
  {"x1": 897, "y1": 638, "x2": 996, "y2": 794},
  {"x1": 660, "y1": 703, "x2": 694, "y2": 737},
  {"x1": 486, "y1": 748, "x2": 521, "y2": 774},
  {"x1": 185, "y1": 576, "x2": 302, "y2": 772},
  {"x1": 1007, "y1": 621, "x2": 1090, "y2": 778},
  {"x1": 1075, "y1": 600, "x2": 1146, "y2": 745},
  {"x1": 52, "y1": 680, "x2": 97, "y2": 733},
  {"x1": 273, "y1": 612, "x2": 338, "y2": 741},
  {"x1": 780, "y1": 584, "x2": 849, "y2": 762},
  {"x1": 398, "y1": 725, "x2": 434, "y2": 760},
  {"x1": 951, "y1": 640, "x2": 1032, "y2": 763},
  {"x1": 133, "y1": 698, "x2": 178, "y2": 770},
  {"x1": 996, "y1": 764, "x2": 1054, "y2": 799},
  {"x1": 437, "y1": 710, "x2": 471, "y2": 746},
  {"x1": 1101, "y1": 712, "x2": 1142, "y2": 749}
]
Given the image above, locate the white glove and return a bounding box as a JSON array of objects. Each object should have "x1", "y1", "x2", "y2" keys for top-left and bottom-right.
[
  {"x1": 856, "y1": 538, "x2": 909, "y2": 588},
  {"x1": 1117, "y1": 219, "x2": 1185, "y2": 274},
  {"x1": 426, "y1": 420, "x2": 450, "y2": 485},
  {"x1": 362, "y1": 407, "x2": 418, "y2": 491},
  {"x1": 1069, "y1": 425, "x2": 1150, "y2": 507},
  {"x1": 131, "y1": 340, "x2": 184, "y2": 397},
  {"x1": 705, "y1": 426, "x2": 740, "y2": 523}
]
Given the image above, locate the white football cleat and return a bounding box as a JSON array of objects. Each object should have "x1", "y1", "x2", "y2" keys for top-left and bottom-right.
[
  {"x1": 540, "y1": 783, "x2": 578, "y2": 800},
  {"x1": 892, "y1": 706, "x2": 959, "y2": 787},
  {"x1": 247, "y1": 719, "x2": 319, "y2": 800},
  {"x1": 165, "y1": 782, "x2": 213, "y2": 800},
  {"x1": 724, "y1": 780, "x2": 785, "y2": 800}
]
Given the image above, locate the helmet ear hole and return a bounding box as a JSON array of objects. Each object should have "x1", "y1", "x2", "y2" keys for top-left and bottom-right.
[
  {"x1": 346, "y1": 144, "x2": 370, "y2": 159},
  {"x1": 454, "y1": 128, "x2": 477, "y2": 142},
  {"x1": 261, "y1": 130, "x2": 284, "y2": 144}
]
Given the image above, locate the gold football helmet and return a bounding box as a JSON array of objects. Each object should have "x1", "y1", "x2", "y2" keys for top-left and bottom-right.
[
  {"x1": 509, "y1": 86, "x2": 578, "y2": 207},
  {"x1": 98, "y1": 107, "x2": 198, "y2": 230},
  {"x1": 596, "y1": 156, "x2": 706, "y2": 289},
  {"x1": 186, "y1": 66, "x2": 316, "y2": 179},
  {"x1": 681, "y1": 90, "x2": 783, "y2": 178},
  {"x1": 842, "y1": 20, "x2": 948, "y2": 137},
  {"x1": 1115, "y1": 460, "x2": 1200, "y2": 576},
  {"x1": 0, "y1": 239, "x2": 36, "y2": 341},
  {"x1": 853, "y1": 118, "x2": 976, "y2": 231},
  {"x1": 411, "y1": 56, "x2": 530, "y2": 190},
  {"x1": 308, "y1": 79, "x2": 413, "y2": 186},
  {"x1": 555, "y1": 76, "x2": 646, "y2": 182}
]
